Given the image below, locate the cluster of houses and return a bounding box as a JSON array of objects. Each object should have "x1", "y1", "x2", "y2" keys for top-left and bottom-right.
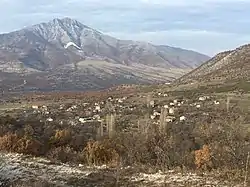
[
  {"x1": 24, "y1": 91, "x2": 222, "y2": 132},
  {"x1": 149, "y1": 97, "x2": 185, "y2": 123},
  {"x1": 27, "y1": 95, "x2": 131, "y2": 126},
  {"x1": 147, "y1": 93, "x2": 222, "y2": 125}
]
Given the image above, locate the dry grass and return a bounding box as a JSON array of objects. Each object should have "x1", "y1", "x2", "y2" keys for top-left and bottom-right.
[
  {"x1": 0, "y1": 133, "x2": 19, "y2": 152},
  {"x1": 83, "y1": 139, "x2": 119, "y2": 166},
  {"x1": 50, "y1": 129, "x2": 72, "y2": 146},
  {"x1": 0, "y1": 133, "x2": 43, "y2": 156}
]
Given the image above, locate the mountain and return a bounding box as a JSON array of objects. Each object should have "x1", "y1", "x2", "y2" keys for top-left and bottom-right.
[
  {"x1": 178, "y1": 44, "x2": 250, "y2": 84},
  {"x1": 0, "y1": 18, "x2": 209, "y2": 92}
]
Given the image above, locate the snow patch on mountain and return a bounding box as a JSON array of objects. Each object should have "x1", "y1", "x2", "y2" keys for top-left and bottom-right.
[{"x1": 64, "y1": 42, "x2": 81, "y2": 50}]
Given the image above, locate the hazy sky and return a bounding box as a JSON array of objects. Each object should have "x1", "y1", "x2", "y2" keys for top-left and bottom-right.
[{"x1": 1, "y1": 0, "x2": 250, "y2": 56}]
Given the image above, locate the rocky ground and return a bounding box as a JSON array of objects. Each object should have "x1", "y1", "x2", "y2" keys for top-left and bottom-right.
[{"x1": 0, "y1": 152, "x2": 242, "y2": 187}]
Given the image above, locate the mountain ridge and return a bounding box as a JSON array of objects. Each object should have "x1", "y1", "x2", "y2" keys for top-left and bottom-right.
[
  {"x1": 0, "y1": 17, "x2": 209, "y2": 72},
  {"x1": 0, "y1": 17, "x2": 210, "y2": 92}
]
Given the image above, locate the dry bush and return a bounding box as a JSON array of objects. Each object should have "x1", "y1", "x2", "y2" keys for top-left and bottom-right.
[
  {"x1": 46, "y1": 146, "x2": 77, "y2": 163},
  {"x1": 194, "y1": 116, "x2": 250, "y2": 171},
  {"x1": 209, "y1": 129, "x2": 249, "y2": 170},
  {"x1": 194, "y1": 145, "x2": 211, "y2": 170},
  {"x1": 16, "y1": 136, "x2": 43, "y2": 156},
  {"x1": 23, "y1": 124, "x2": 35, "y2": 136},
  {"x1": 145, "y1": 132, "x2": 196, "y2": 170},
  {"x1": 112, "y1": 132, "x2": 149, "y2": 166},
  {"x1": 70, "y1": 134, "x2": 88, "y2": 151},
  {"x1": 50, "y1": 129, "x2": 72, "y2": 147},
  {"x1": 0, "y1": 133, "x2": 19, "y2": 152},
  {"x1": 83, "y1": 139, "x2": 119, "y2": 166},
  {"x1": 102, "y1": 130, "x2": 196, "y2": 170},
  {"x1": 0, "y1": 133, "x2": 43, "y2": 156}
]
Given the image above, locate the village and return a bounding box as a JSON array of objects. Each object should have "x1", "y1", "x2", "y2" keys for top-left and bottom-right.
[
  {"x1": 0, "y1": 86, "x2": 249, "y2": 186},
  {"x1": 0, "y1": 89, "x2": 227, "y2": 139}
]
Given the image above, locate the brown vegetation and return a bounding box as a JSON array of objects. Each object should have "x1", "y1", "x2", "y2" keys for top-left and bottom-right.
[
  {"x1": 194, "y1": 145, "x2": 211, "y2": 170},
  {"x1": 50, "y1": 129, "x2": 72, "y2": 147},
  {"x1": 0, "y1": 90, "x2": 250, "y2": 186},
  {"x1": 83, "y1": 139, "x2": 119, "y2": 166},
  {"x1": 0, "y1": 112, "x2": 249, "y2": 174},
  {"x1": 0, "y1": 133, "x2": 43, "y2": 156},
  {"x1": 0, "y1": 133, "x2": 19, "y2": 152}
]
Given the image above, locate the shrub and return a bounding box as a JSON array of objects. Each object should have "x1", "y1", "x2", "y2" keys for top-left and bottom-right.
[
  {"x1": 50, "y1": 129, "x2": 72, "y2": 147},
  {"x1": 0, "y1": 133, "x2": 43, "y2": 156},
  {"x1": 46, "y1": 146, "x2": 77, "y2": 163},
  {"x1": 83, "y1": 139, "x2": 119, "y2": 166},
  {"x1": 194, "y1": 145, "x2": 212, "y2": 170},
  {"x1": 16, "y1": 136, "x2": 44, "y2": 156},
  {"x1": 0, "y1": 133, "x2": 19, "y2": 152}
]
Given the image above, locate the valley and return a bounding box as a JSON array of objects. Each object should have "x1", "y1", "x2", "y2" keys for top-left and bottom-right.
[{"x1": 0, "y1": 60, "x2": 188, "y2": 93}]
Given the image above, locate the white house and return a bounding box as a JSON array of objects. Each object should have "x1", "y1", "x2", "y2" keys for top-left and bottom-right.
[
  {"x1": 46, "y1": 118, "x2": 53, "y2": 122},
  {"x1": 95, "y1": 105, "x2": 101, "y2": 112},
  {"x1": 32, "y1": 105, "x2": 39, "y2": 109},
  {"x1": 166, "y1": 116, "x2": 175, "y2": 122},
  {"x1": 79, "y1": 118, "x2": 86, "y2": 123},
  {"x1": 163, "y1": 105, "x2": 169, "y2": 109},
  {"x1": 150, "y1": 100, "x2": 155, "y2": 107},
  {"x1": 214, "y1": 101, "x2": 220, "y2": 105},
  {"x1": 169, "y1": 108, "x2": 174, "y2": 114},
  {"x1": 180, "y1": 116, "x2": 186, "y2": 121},
  {"x1": 198, "y1": 96, "x2": 206, "y2": 101},
  {"x1": 196, "y1": 104, "x2": 201, "y2": 108}
]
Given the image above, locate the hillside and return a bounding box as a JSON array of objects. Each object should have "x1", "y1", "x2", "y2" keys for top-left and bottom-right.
[
  {"x1": 0, "y1": 18, "x2": 209, "y2": 92},
  {"x1": 178, "y1": 44, "x2": 250, "y2": 84}
]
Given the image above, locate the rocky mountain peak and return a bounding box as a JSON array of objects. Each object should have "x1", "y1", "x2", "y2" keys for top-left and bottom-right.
[
  {"x1": 26, "y1": 18, "x2": 98, "y2": 45},
  {"x1": 51, "y1": 17, "x2": 89, "y2": 30},
  {"x1": 0, "y1": 18, "x2": 210, "y2": 91}
]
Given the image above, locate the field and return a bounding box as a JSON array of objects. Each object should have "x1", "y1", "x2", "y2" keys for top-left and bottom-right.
[{"x1": 0, "y1": 82, "x2": 250, "y2": 186}]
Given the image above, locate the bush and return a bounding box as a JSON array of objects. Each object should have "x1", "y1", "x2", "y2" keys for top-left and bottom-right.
[
  {"x1": 0, "y1": 133, "x2": 19, "y2": 152},
  {"x1": 194, "y1": 145, "x2": 211, "y2": 170},
  {"x1": 16, "y1": 136, "x2": 44, "y2": 156},
  {"x1": 50, "y1": 129, "x2": 72, "y2": 147},
  {"x1": 46, "y1": 146, "x2": 77, "y2": 163},
  {"x1": 83, "y1": 139, "x2": 119, "y2": 166},
  {"x1": 0, "y1": 133, "x2": 43, "y2": 156}
]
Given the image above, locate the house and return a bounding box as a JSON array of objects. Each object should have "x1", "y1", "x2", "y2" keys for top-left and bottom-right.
[
  {"x1": 46, "y1": 118, "x2": 53, "y2": 122},
  {"x1": 169, "y1": 108, "x2": 174, "y2": 114},
  {"x1": 180, "y1": 116, "x2": 186, "y2": 121},
  {"x1": 32, "y1": 105, "x2": 39, "y2": 109},
  {"x1": 150, "y1": 100, "x2": 155, "y2": 107}
]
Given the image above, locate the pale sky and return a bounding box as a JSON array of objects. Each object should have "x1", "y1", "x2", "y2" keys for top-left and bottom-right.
[{"x1": 1, "y1": 0, "x2": 250, "y2": 55}]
